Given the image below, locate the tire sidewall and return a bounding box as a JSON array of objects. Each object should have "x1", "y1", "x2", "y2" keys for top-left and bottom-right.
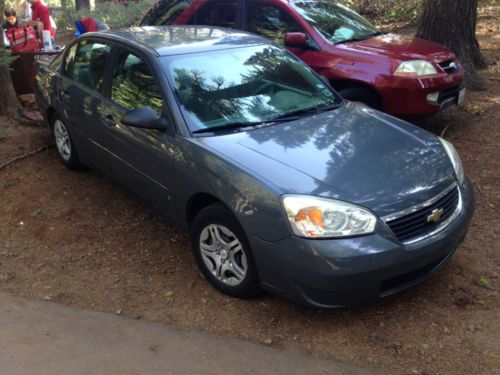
[{"x1": 191, "y1": 204, "x2": 260, "y2": 298}]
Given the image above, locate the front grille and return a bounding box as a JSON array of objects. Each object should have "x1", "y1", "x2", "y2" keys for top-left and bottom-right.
[
  {"x1": 438, "y1": 59, "x2": 460, "y2": 74},
  {"x1": 386, "y1": 186, "x2": 460, "y2": 243}
]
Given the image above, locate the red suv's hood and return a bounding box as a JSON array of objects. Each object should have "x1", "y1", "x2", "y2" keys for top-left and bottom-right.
[{"x1": 342, "y1": 33, "x2": 455, "y2": 62}]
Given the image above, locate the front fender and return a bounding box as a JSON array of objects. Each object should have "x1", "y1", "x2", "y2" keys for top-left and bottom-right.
[{"x1": 173, "y1": 137, "x2": 290, "y2": 242}]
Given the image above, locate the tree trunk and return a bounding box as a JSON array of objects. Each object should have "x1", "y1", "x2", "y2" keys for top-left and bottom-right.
[
  {"x1": 416, "y1": 0, "x2": 487, "y2": 90},
  {"x1": 0, "y1": 65, "x2": 21, "y2": 115},
  {"x1": 0, "y1": 0, "x2": 21, "y2": 115},
  {"x1": 75, "y1": 0, "x2": 90, "y2": 11}
]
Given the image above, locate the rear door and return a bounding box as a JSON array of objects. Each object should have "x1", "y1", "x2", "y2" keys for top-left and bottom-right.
[
  {"x1": 183, "y1": 0, "x2": 242, "y2": 29},
  {"x1": 95, "y1": 46, "x2": 176, "y2": 216},
  {"x1": 58, "y1": 38, "x2": 113, "y2": 166}
]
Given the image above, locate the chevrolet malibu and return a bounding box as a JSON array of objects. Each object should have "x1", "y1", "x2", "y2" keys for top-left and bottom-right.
[{"x1": 35, "y1": 26, "x2": 474, "y2": 308}]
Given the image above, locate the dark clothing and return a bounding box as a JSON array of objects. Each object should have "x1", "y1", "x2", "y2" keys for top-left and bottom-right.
[{"x1": 2, "y1": 20, "x2": 19, "y2": 31}]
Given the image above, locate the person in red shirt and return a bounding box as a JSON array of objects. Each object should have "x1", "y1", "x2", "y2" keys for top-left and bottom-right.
[{"x1": 25, "y1": 0, "x2": 55, "y2": 38}]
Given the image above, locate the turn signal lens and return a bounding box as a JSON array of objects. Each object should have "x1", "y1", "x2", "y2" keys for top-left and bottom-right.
[
  {"x1": 282, "y1": 195, "x2": 377, "y2": 238},
  {"x1": 426, "y1": 92, "x2": 440, "y2": 103}
]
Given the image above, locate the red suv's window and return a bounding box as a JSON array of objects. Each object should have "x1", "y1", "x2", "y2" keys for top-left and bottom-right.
[
  {"x1": 187, "y1": 1, "x2": 237, "y2": 29},
  {"x1": 246, "y1": 3, "x2": 303, "y2": 44}
]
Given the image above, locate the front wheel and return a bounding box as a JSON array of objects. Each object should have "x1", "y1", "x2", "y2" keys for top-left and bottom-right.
[{"x1": 191, "y1": 203, "x2": 260, "y2": 299}]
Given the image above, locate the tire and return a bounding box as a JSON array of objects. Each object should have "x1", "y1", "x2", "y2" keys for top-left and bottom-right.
[
  {"x1": 50, "y1": 114, "x2": 83, "y2": 170},
  {"x1": 338, "y1": 87, "x2": 383, "y2": 110},
  {"x1": 191, "y1": 203, "x2": 260, "y2": 299}
]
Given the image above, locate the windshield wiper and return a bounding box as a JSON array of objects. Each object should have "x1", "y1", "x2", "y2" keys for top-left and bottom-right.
[
  {"x1": 192, "y1": 102, "x2": 341, "y2": 134},
  {"x1": 269, "y1": 101, "x2": 342, "y2": 122},
  {"x1": 335, "y1": 31, "x2": 387, "y2": 45},
  {"x1": 191, "y1": 121, "x2": 269, "y2": 134}
]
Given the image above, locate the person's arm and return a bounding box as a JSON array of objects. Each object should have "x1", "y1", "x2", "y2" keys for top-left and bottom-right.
[
  {"x1": 2, "y1": 29, "x2": 9, "y2": 48},
  {"x1": 22, "y1": 19, "x2": 45, "y2": 31}
]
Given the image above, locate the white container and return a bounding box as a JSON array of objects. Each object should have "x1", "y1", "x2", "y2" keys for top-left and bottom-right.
[{"x1": 42, "y1": 30, "x2": 52, "y2": 51}]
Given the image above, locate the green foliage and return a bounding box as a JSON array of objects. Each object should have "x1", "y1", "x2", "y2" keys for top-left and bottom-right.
[
  {"x1": 54, "y1": 0, "x2": 156, "y2": 31},
  {"x1": 0, "y1": 48, "x2": 18, "y2": 68},
  {"x1": 343, "y1": 0, "x2": 423, "y2": 24},
  {"x1": 479, "y1": 276, "x2": 491, "y2": 288},
  {"x1": 163, "y1": 290, "x2": 175, "y2": 298}
]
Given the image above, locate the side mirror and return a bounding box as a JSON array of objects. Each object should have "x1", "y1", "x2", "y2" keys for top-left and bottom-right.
[
  {"x1": 121, "y1": 107, "x2": 167, "y2": 131},
  {"x1": 284, "y1": 32, "x2": 308, "y2": 49}
]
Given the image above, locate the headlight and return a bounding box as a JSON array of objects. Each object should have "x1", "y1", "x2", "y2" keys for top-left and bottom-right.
[
  {"x1": 394, "y1": 60, "x2": 437, "y2": 77},
  {"x1": 439, "y1": 137, "x2": 465, "y2": 184},
  {"x1": 281, "y1": 195, "x2": 377, "y2": 238}
]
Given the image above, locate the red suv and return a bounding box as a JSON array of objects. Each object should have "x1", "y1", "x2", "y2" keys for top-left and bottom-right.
[{"x1": 141, "y1": 0, "x2": 465, "y2": 119}]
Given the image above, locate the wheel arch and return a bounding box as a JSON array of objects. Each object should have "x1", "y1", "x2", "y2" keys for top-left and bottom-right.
[
  {"x1": 185, "y1": 193, "x2": 227, "y2": 232},
  {"x1": 46, "y1": 106, "x2": 57, "y2": 126},
  {"x1": 330, "y1": 79, "x2": 384, "y2": 110}
]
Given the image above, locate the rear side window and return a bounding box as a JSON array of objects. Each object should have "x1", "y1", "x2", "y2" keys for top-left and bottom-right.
[
  {"x1": 187, "y1": 1, "x2": 237, "y2": 28},
  {"x1": 110, "y1": 50, "x2": 164, "y2": 116},
  {"x1": 63, "y1": 43, "x2": 77, "y2": 77},
  {"x1": 71, "y1": 41, "x2": 111, "y2": 93},
  {"x1": 246, "y1": 3, "x2": 303, "y2": 44},
  {"x1": 49, "y1": 50, "x2": 65, "y2": 72}
]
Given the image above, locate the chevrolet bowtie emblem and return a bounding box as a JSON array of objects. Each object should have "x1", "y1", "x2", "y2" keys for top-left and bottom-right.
[{"x1": 427, "y1": 208, "x2": 444, "y2": 223}]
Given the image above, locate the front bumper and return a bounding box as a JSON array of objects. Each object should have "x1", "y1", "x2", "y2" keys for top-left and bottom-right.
[
  {"x1": 249, "y1": 178, "x2": 474, "y2": 308},
  {"x1": 380, "y1": 71, "x2": 464, "y2": 119}
]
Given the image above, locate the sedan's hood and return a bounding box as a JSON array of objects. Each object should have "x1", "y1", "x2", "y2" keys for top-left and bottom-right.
[
  {"x1": 201, "y1": 103, "x2": 456, "y2": 217},
  {"x1": 337, "y1": 33, "x2": 455, "y2": 62}
]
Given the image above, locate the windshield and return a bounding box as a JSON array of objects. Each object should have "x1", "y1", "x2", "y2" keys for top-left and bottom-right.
[
  {"x1": 163, "y1": 45, "x2": 342, "y2": 134},
  {"x1": 291, "y1": 1, "x2": 379, "y2": 44}
]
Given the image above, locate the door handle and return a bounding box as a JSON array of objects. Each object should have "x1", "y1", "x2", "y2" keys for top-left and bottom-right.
[
  {"x1": 61, "y1": 91, "x2": 71, "y2": 102},
  {"x1": 102, "y1": 114, "x2": 116, "y2": 128}
]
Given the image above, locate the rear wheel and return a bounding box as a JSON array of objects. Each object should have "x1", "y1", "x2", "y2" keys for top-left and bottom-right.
[
  {"x1": 191, "y1": 203, "x2": 260, "y2": 298},
  {"x1": 338, "y1": 87, "x2": 383, "y2": 110},
  {"x1": 51, "y1": 115, "x2": 83, "y2": 170}
]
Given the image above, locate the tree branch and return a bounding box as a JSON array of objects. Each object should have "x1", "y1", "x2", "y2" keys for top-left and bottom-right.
[{"x1": 0, "y1": 144, "x2": 54, "y2": 170}]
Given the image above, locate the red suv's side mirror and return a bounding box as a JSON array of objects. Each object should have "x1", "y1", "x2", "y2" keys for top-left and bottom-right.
[{"x1": 284, "y1": 32, "x2": 308, "y2": 49}]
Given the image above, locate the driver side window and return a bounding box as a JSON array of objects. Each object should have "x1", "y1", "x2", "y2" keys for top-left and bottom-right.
[
  {"x1": 246, "y1": 3, "x2": 303, "y2": 44},
  {"x1": 110, "y1": 50, "x2": 164, "y2": 116}
]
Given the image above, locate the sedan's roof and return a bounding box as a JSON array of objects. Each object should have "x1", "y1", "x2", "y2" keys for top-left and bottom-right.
[{"x1": 91, "y1": 26, "x2": 269, "y2": 56}]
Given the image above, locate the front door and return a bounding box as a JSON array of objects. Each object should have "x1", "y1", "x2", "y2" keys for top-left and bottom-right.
[
  {"x1": 243, "y1": 1, "x2": 326, "y2": 74},
  {"x1": 96, "y1": 47, "x2": 176, "y2": 216}
]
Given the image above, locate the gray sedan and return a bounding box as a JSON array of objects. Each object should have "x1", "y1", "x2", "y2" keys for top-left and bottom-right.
[{"x1": 35, "y1": 26, "x2": 474, "y2": 308}]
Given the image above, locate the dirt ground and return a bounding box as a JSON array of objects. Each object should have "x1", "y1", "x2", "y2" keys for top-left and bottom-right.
[{"x1": 1, "y1": 14, "x2": 499, "y2": 375}]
